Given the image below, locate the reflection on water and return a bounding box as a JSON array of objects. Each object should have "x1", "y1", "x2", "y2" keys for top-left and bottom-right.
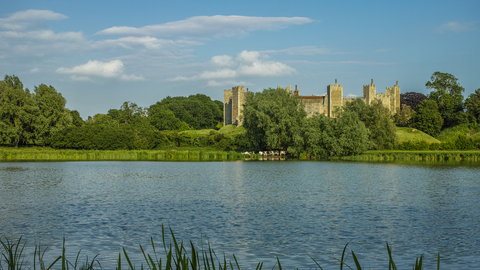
[{"x1": 1, "y1": 161, "x2": 480, "y2": 269}]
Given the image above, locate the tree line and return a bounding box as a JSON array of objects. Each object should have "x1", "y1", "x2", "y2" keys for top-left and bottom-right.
[
  {"x1": 0, "y1": 75, "x2": 227, "y2": 150},
  {"x1": 396, "y1": 72, "x2": 480, "y2": 137},
  {"x1": 2, "y1": 72, "x2": 479, "y2": 155}
]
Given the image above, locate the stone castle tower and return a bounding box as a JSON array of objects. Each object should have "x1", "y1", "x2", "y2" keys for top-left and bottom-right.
[
  {"x1": 362, "y1": 79, "x2": 400, "y2": 114},
  {"x1": 327, "y1": 79, "x2": 343, "y2": 117},
  {"x1": 223, "y1": 86, "x2": 246, "y2": 126},
  {"x1": 223, "y1": 79, "x2": 400, "y2": 126}
]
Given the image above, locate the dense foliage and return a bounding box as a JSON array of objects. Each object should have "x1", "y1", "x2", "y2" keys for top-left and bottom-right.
[
  {"x1": 400, "y1": 92, "x2": 427, "y2": 111},
  {"x1": 150, "y1": 94, "x2": 223, "y2": 130},
  {"x1": 0, "y1": 75, "x2": 72, "y2": 147},
  {"x1": 243, "y1": 87, "x2": 306, "y2": 151}
]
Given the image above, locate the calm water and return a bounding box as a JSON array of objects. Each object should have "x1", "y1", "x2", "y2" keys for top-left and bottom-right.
[{"x1": 1, "y1": 160, "x2": 480, "y2": 269}]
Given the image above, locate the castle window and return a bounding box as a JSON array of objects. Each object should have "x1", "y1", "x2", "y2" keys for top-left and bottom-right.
[{"x1": 307, "y1": 107, "x2": 310, "y2": 113}]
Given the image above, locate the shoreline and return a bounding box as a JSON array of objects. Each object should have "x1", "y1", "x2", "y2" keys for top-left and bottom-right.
[{"x1": 2, "y1": 147, "x2": 480, "y2": 161}]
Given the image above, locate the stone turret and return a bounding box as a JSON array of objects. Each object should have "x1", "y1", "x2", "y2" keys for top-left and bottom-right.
[
  {"x1": 386, "y1": 81, "x2": 400, "y2": 114},
  {"x1": 327, "y1": 79, "x2": 343, "y2": 117},
  {"x1": 293, "y1": 85, "x2": 300, "y2": 96},
  {"x1": 363, "y1": 79, "x2": 376, "y2": 106}
]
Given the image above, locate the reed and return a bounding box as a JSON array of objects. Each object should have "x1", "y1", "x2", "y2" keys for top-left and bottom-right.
[
  {"x1": 1, "y1": 227, "x2": 443, "y2": 270},
  {"x1": 0, "y1": 147, "x2": 249, "y2": 162}
]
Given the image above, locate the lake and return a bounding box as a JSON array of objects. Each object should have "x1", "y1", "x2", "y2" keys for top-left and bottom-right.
[{"x1": 1, "y1": 160, "x2": 479, "y2": 269}]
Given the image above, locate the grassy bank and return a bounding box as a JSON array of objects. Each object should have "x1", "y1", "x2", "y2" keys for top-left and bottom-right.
[
  {"x1": 0, "y1": 147, "x2": 256, "y2": 161},
  {"x1": 0, "y1": 227, "x2": 441, "y2": 270}
]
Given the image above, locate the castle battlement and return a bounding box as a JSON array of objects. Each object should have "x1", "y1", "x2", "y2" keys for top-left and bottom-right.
[{"x1": 223, "y1": 79, "x2": 400, "y2": 126}]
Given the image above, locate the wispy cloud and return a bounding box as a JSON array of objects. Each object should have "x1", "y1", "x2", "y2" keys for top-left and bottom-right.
[
  {"x1": 262, "y1": 46, "x2": 332, "y2": 55},
  {"x1": 56, "y1": 60, "x2": 144, "y2": 81},
  {"x1": 0, "y1": 9, "x2": 67, "y2": 30},
  {"x1": 97, "y1": 15, "x2": 313, "y2": 38},
  {"x1": 169, "y1": 50, "x2": 296, "y2": 84},
  {"x1": 437, "y1": 21, "x2": 476, "y2": 33}
]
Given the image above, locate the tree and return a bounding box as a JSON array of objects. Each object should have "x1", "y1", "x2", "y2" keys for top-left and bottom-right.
[
  {"x1": 0, "y1": 77, "x2": 38, "y2": 146},
  {"x1": 400, "y1": 92, "x2": 427, "y2": 111},
  {"x1": 394, "y1": 104, "x2": 414, "y2": 127},
  {"x1": 34, "y1": 84, "x2": 72, "y2": 146},
  {"x1": 426, "y1": 72, "x2": 465, "y2": 128},
  {"x1": 465, "y1": 88, "x2": 480, "y2": 122},
  {"x1": 151, "y1": 94, "x2": 223, "y2": 129},
  {"x1": 411, "y1": 100, "x2": 444, "y2": 137},
  {"x1": 297, "y1": 111, "x2": 370, "y2": 158},
  {"x1": 342, "y1": 99, "x2": 397, "y2": 150},
  {"x1": 243, "y1": 87, "x2": 306, "y2": 152},
  {"x1": 149, "y1": 107, "x2": 190, "y2": 131},
  {"x1": 70, "y1": 110, "x2": 84, "y2": 127}
]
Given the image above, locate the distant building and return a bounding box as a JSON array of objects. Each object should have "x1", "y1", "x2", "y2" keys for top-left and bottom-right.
[{"x1": 223, "y1": 79, "x2": 400, "y2": 126}]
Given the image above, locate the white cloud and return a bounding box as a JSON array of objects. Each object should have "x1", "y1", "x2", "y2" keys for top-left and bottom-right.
[
  {"x1": 207, "y1": 80, "x2": 248, "y2": 87},
  {"x1": 97, "y1": 15, "x2": 313, "y2": 38},
  {"x1": 437, "y1": 21, "x2": 475, "y2": 33},
  {"x1": 56, "y1": 59, "x2": 143, "y2": 81},
  {"x1": 211, "y1": 55, "x2": 234, "y2": 66},
  {"x1": 71, "y1": 75, "x2": 93, "y2": 82},
  {"x1": 169, "y1": 50, "x2": 296, "y2": 84},
  {"x1": 120, "y1": 74, "x2": 145, "y2": 81},
  {"x1": 238, "y1": 61, "x2": 295, "y2": 76},
  {"x1": 262, "y1": 46, "x2": 332, "y2": 55},
  {"x1": 57, "y1": 60, "x2": 124, "y2": 78},
  {"x1": 0, "y1": 30, "x2": 85, "y2": 41},
  {"x1": 346, "y1": 94, "x2": 358, "y2": 98},
  {"x1": 237, "y1": 51, "x2": 261, "y2": 62},
  {"x1": 0, "y1": 10, "x2": 67, "y2": 30},
  {"x1": 29, "y1": 67, "x2": 40, "y2": 73}
]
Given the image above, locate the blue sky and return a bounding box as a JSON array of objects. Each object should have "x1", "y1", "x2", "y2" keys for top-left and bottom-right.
[{"x1": 1, "y1": 0, "x2": 479, "y2": 118}]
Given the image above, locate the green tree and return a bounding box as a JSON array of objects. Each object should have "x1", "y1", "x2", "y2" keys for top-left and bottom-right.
[
  {"x1": 243, "y1": 87, "x2": 306, "y2": 152},
  {"x1": 411, "y1": 100, "x2": 444, "y2": 137},
  {"x1": 342, "y1": 99, "x2": 397, "y2": 150},
  {"x1": 149, "y1": 107, "x2": 190, "y2": 131},
  {"x1": 394, "y1": 104, "x2": 414, "y2": 127},
  {"x1": 70, "y1": 110, "x2": 84, "y2": 127},
  {"x1": 426, "y1": 72, "x2": 465, "y2": 128},
  {"x1": 465, "y1": 88, "x2": 480, "y2": 122},
  {"x1": 0, "y1": 76, "x2": 38, "y2": 146},
  {"x1": 152, "y1": 94, "x2": 223, "y2": 129},
  {"x1": 334, "y1": 110, "x2": 371, "y2": 156},
  {"x1": 34, "y1": 84, "x2": 72, "y2": 146}
]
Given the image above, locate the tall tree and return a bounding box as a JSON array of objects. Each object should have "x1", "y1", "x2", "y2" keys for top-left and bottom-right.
[
  {"x1": 411, "y1": 100, "x2": 444, "y2": 137},
  {"x1": 465, "y1": 88, "x2": 480, "y2": 123},
  {"x1": 0, "y1": 77, "x2": 38, "y2": 146},
  {"x1": 243, "y1": 87, "x2": 306, "y2": 151},
  {"x1": 34, "y1": 84, "x2": 72, "y2": 146},
  {"x1": 426, "y1": 72, "x2": 465, "y2": 128}
]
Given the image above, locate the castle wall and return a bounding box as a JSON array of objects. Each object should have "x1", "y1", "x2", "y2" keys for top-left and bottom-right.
[
  {"x1": 223, "y1": 90, "x2": 233, "y2": 126},
  {"x1": 301, "y1": 96, "x2": 328, "y2": 117},
  {"x1": 222, "y1": 79, "x2": 400, "y2": 126}
]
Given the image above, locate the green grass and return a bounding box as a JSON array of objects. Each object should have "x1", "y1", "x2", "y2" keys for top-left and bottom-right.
[
  {"x1": 437, "y1": 124, "x2": 480, "y2": 142},
  {"x1": 0, "y1": 227, "x2": 442, "y2": 270},
  {"x1": 396, "y1": 127, "x2": 440, "y2": 143},
  {"x1": 218, "y1": 124, "x2": 237, "y2": 133},
  {"x1": 180, "y1": 129, "x2": 217, "y2": 136}
]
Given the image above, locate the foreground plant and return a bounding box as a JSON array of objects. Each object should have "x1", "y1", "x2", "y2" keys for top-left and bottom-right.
[{"x1": 1, "y1": 227, "x2": 442, "y2": 270}]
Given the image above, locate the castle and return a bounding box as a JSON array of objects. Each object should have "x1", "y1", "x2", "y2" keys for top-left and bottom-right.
[{"x1": 223, "y1": 79, "x2": 400, "y2": 126}]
